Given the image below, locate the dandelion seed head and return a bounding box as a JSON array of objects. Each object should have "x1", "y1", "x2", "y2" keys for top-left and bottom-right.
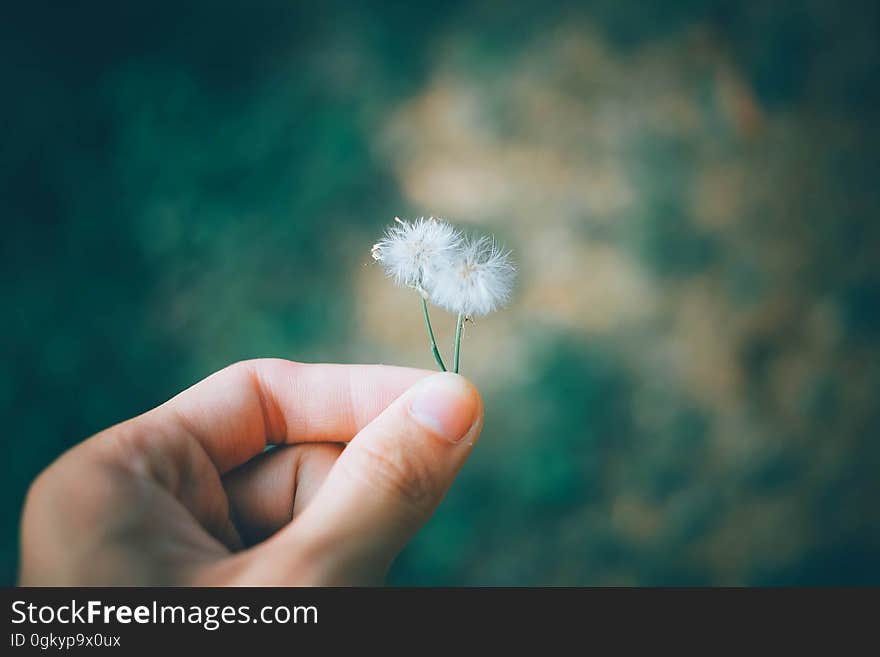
[
  {"x1": 371, "y1": 217, "x2": 461, "y2": 290},
  {"x1": 429, "y1": 235, "x2": 516, "y2": 317}
]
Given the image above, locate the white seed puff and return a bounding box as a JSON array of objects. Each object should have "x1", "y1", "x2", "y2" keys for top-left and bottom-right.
[
  {"x1": 429, "y1": 235, "x2": 515, "y2": 317},
  {"x1": 373, "y1": 216, "x2": 515, "y2": 317},
  {"x1": 371, "y1": 217, "x2": 461, "y2": 294}
]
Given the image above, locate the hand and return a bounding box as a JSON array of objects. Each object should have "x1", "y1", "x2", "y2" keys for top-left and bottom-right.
[{"x1": 19, "y1": 359, "x2": 483, "y2": 585}]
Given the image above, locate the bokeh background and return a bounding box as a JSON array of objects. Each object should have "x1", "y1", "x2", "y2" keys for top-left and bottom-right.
[{"x1": 2, "y1": 0, "x2": 879, "y2": 585}]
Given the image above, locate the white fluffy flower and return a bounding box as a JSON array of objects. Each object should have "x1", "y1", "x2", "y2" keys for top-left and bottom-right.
[
  {"x1": 429, "y1": 235, "x2": 515, "y2": 317},
  {"x1": 371, "y1": 217, "x2": 461, "y2": 294}
]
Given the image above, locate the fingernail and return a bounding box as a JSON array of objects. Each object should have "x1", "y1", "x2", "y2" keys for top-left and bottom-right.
[{"x1": 409, "y1": 373, "x2": 480, "y2": 444}]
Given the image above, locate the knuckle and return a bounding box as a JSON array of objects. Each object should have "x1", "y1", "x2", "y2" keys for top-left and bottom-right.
[
  {"x1": 226, "y1": 357, "x2": 304, "y2": 377},
  {"x1": 342, "y1": 439, "x2": 440, "y2": 518},
  {"x1": 22, "y1": 468, "x2": 52, "y2": 519}
]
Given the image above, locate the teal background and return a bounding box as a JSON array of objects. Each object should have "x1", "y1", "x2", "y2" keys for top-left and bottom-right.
[{"x1": 2, "y1": 1, "x2": 879, "y2": 584}]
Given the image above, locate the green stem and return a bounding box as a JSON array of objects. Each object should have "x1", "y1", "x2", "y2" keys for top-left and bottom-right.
[
  {"x1": 453, "y1": 313, "x2": 464, "y2": 374},
  {"x1": 421, "y1": 297, "x2": 446, "y2": 371}
]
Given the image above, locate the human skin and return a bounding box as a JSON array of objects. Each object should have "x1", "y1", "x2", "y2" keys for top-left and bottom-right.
[{"x1": 19, "y1": 359, "x2": 483, "y2": 585}]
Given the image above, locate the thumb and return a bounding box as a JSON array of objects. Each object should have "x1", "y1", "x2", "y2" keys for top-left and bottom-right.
[{"x1": 261, "y1": 372, "x2": 482, "y2": 584}]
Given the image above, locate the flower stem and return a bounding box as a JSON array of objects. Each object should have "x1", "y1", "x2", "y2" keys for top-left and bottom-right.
[
  {"x1": 453, "y1": 313, "x2": 464, "y2": 374},
  {"x1": 421, "y1": 297, "x2": 446, "y2": 371}
]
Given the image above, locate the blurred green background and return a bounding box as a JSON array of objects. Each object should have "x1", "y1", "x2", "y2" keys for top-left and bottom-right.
[{"x1": 2, "y1": 0, "x2": 879, "y2": 585}]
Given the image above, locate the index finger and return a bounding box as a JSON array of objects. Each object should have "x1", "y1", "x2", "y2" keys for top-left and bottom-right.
[{"x1": 150, "y1": 359, "x2": 431, "y2": 473}]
